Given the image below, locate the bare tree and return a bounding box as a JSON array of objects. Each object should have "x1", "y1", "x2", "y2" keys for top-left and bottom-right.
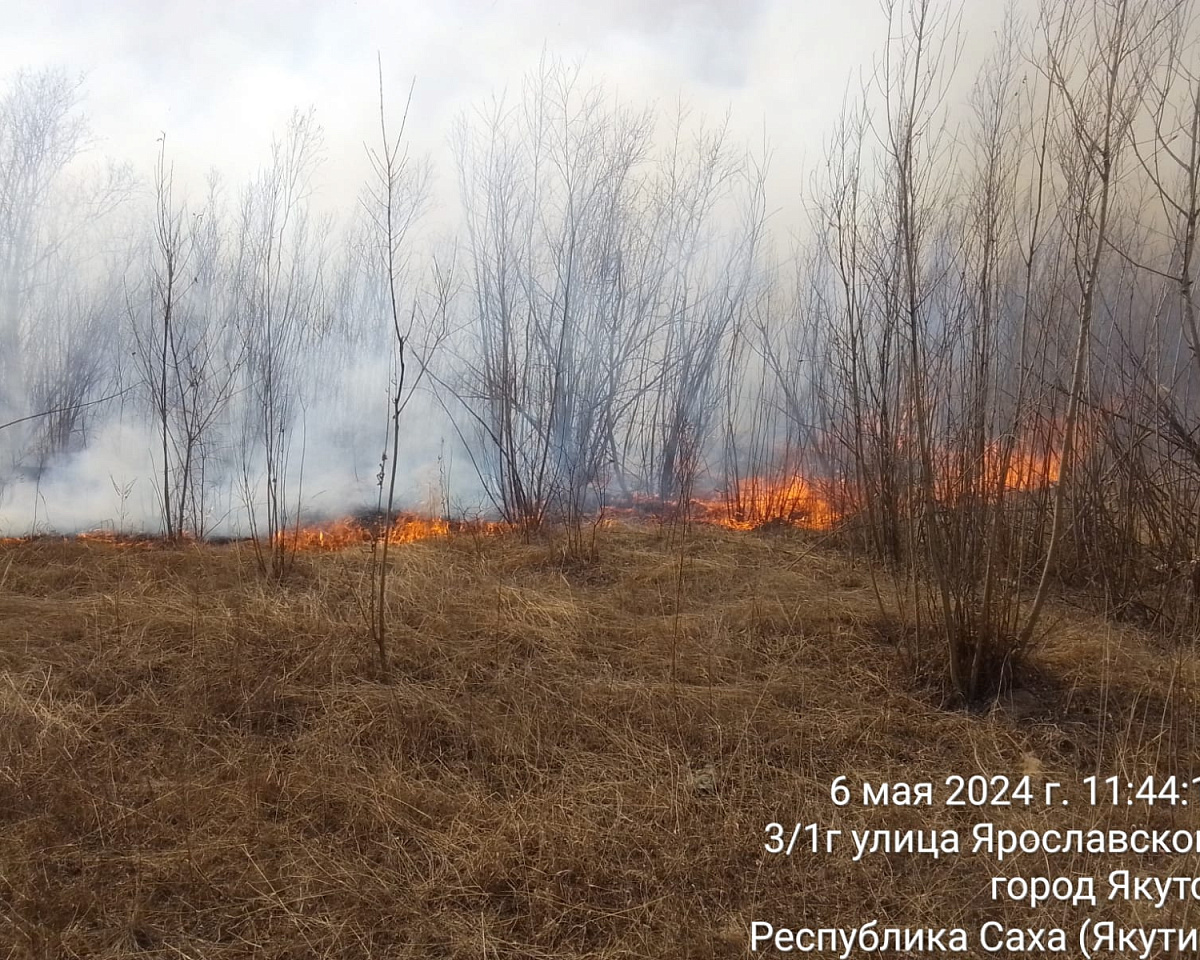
[
  {"x1": 1019, "y1": 0, "x2": 1172, "y2": 647},
  {"x1": 233, "y1": 110, "x2": 327, "y2": 577},
  {"x1": 361, "y1": 62, "x2": 447, "y2": 679},
  {"x1": 129, "y1": 147, "x2": 244, "y2": 539},
  {"x1": 451, "y1": 59, "x2": 660, "y2": 535},
  {"x1": 0, "y1": 68, "x2": 88, "y2": 422}
]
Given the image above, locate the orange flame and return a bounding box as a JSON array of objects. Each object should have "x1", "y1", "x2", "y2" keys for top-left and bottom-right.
[
  {"x1": 0, "y1": 431, "x2": 1069, "y2": 548},
  {"x1": 277, "y1": 514, "x2": 451, "y2": 551},
  {"x1": 985, "y1": 443, "x2": 1061, "y2": 492},
  {"x1": 693, "y1": 434, "x2": 1064, "y2": 533},
  {"x1": 937, "y1": 438, "x2": 1062, "y2": 503},
  {"x1": 693, "y1": 475, "x2": 843, "y2": 532},
  {"x1": 276, "y1": 513, "x2": 510, "y2": 551}
]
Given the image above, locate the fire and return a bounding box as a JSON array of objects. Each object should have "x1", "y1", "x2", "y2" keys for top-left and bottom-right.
[
  {"x1": 0, "y1": 514, "x2": 502, "y2": 552},
  {"x1": 985, "y1": 443, "x2": 1061, "y2": 492},
  {"x1": 0, "y1": 433, "x2": 1069, "y2": 548},
  {"x1": 276, "y1": 513, "x2": 519, "y2": 551},
  {"x1": 691, "y1": 435, "x2": 1064, "y2": 533},
  {"x1": 278, "y1": 519, "x2": 370, "y2": 551},
  {"x1": 937, "y1": 437, "x2": 1062, "y2": 503},
  {"x1": 692, "y1": 475, "x2": 843, "y2": 532},
  {"x1": 277, "y1": 513, "x2": 454, "y2": 551}
]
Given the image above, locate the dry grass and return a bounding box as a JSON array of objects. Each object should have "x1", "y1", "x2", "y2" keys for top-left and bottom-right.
[{"x1": 1, "y1": 523, "x2": 1198, "y2": 958}]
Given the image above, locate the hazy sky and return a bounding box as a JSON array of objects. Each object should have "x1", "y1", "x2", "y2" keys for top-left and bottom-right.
[{"x1": 0, "y1": 0, "x2": 985, "y2": 221}]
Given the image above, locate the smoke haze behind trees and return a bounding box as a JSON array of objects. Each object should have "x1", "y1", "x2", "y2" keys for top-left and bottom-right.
[{"x1": 1, "y1": 0, "x2": 1197, "y2": 585}]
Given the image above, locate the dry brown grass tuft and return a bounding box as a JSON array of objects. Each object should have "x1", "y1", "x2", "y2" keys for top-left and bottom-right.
[{"x1": 1, "y1": 524, "x2": 1198, "y2": 957}]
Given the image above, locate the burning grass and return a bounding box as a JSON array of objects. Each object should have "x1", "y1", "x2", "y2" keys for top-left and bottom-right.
[
  {"x1": 0, "y1": 430, "x2": 1067, "y2": 553},
  {"x1": 274, "y1": 512, "x2": 473, "y2": 551},
  {"x1": 1, "y1": 524, "x2": 1197, "y2": 957},
  {"x1": 688, "y1": 433, "x2": 1062, "y2": 534},
  {"x1": 692, "y1": 476, "x2": 844, "y2": 532}
]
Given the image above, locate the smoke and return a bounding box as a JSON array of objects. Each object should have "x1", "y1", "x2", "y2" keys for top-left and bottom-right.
[
  {"x1": 0, "y1": 419, "x2": 159, "y2": 535},
  {"x1": 0, "y1": 0, "x2": 1189, "y2": 541},
  {"x1": 0, "y1": 374, "x2": 471, "y2": 538}
]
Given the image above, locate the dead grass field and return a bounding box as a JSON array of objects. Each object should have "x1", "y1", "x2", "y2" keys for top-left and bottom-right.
[{"x1": 1, "y1": 523, "x2": 1198, "y2": 958}]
